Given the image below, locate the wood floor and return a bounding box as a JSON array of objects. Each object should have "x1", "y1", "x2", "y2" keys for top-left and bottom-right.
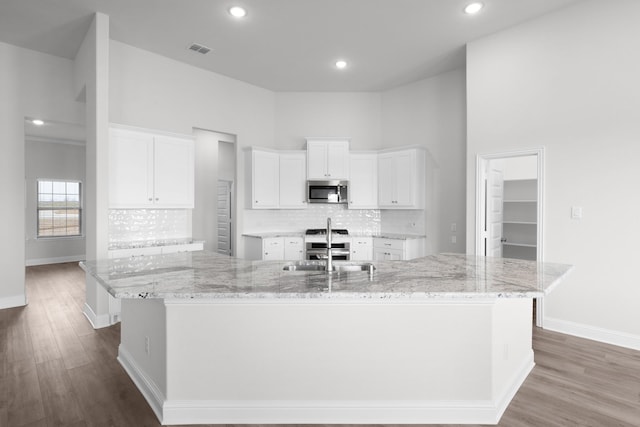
[{"x1": 1, "y1": 263, "x2": 639, "y2": 426}]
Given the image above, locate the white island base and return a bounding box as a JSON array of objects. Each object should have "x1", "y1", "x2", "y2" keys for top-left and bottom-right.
[{"x1": 118, "y1": 297, "x2": 534, "y2": 425}]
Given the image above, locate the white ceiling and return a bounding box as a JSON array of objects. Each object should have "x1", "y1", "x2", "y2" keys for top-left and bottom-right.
[{"x1": 0, "y1": 0, "x2": 581, "y2": 92}]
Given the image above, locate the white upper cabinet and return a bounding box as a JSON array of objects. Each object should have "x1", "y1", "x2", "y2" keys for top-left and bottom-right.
[
  {"x1": 279, "y1": 151, "x2": 307, "y2": 209},
  {"x1": 348, "y1": 152, "x2": 378, "y2": 209},
  {"x1": 378, "y1": 148, "x2": 425, "y2": 209},
  {"x1": 153, "y1": 135, "x2": 195, "y2": 207},
  {"x1": 246, "y1": 148, "x2": 279, "y2": 209},
  {"x1": 306, "y1": 138, "x2": 350, "y2": 180},
  {"x1": 109, "y1": 127, "x2": 194, "y2": 208}
]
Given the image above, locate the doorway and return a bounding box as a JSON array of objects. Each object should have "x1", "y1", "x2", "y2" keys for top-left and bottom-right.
[
  {"x1": 193, "y1": 129, "x2": 237, "y2": 255},
  {"x1": 476, "y1": 148, "x2": 544, "y2": 325}
]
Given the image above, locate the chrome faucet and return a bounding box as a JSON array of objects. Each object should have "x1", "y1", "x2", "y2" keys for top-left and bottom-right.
[{"x1": 326, "y1": 217, "x2": 333, "y2": 273}]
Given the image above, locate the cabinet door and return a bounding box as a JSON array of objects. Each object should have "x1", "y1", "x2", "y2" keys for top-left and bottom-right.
[
  {"x1": 263, "y1": 238, "x2": 284, "y2": 260},
  {"x1": 351, "y1": 238, "x2": 373, "y2": 261},
  {"x1": 279, "y1": 153, "x2": 307, "y2": 209},
  {"x1": 377, "y1": 153, "x2": 396, "y2": 207},
  {"x1": 393, "y1": 151, "x2": 415, "y2": 207},
  {"x1": 306, "y1": 141, "x2": 328, "y2": 179},
  {"x1": 326, "y1": 141, "x2": 350, "y2": 179},
  {"x1": 109, "y1": 128, "x2": 154, "y2": 208},
  {"x1": 349, "y1": 154, "x2": 377, "y2": 209},
  {"x1": 284, "y1": 237, "x2": 304, "y2": 260},
  {"x1": 154, "y1": 136, "x2": 195, "y2": 208},
  {"x1": 252, "y1": 150, "x2": 280, "y2": 208}
]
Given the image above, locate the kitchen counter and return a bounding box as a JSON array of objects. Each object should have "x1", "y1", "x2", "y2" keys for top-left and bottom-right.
[
  {"x1": 80, "y1": 251, "x2": 571, "y2": 301},
  {"x1": 108, "y1": 238, "x2": 204, "y2": 250},
  {"x1": 242, "y1": 231, "x2": 426, "y2": 240},
  {"x1": 80, "y1": 252, "x2": 572, "y2": 425}
]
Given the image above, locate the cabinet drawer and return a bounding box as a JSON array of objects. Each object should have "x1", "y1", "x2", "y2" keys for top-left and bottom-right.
[{"x1": 373, "y1": 238, "x2": 405, "y2": 251}]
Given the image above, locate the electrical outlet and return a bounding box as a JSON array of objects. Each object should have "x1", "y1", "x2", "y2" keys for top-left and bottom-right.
[
  {"x1": 571, "y1": 206, "x2": 583, "y2": 219},
  {"x1": 451, "y1": 235, "x2": 457, "y2": 244},
  {"x1": 144, "y1": 336, "x2": 150, "y2": 355}
]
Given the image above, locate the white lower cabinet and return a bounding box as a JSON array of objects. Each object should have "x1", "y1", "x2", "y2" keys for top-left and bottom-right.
[
  {"x1": 373, "y1": 237, "x2": 425, "y2": 261},
  {"x1": 262, "y1": 238, "x2": 284, "y2": 260},
  {"x1": 245, "y1": 236, "x2": 304, "y2": 260},
  {"x1": 350, "y1": 237, "x2": 373, "y2": 261},
  {"x1": 284, "y1": 237, "x2": 304, "y2": 260}
]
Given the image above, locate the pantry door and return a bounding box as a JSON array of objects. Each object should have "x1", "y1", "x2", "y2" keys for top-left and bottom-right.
[
  {"x1": 487, "y1": 160, "x2": 504, "y2": 257},
  {"x1": 217, "y1": 180, "x2": 232, "y2": 256}
]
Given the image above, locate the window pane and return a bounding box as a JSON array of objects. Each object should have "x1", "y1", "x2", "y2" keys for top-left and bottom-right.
[
  {"x1": 67, "y1": 194, "x2": 80, "y2": 208},
  {"x1": 38, "y1": 211, "x2": 53, "y2": 235},
  {"x1": 52, "y1": 181, "x2": 66, "y2": 194},
  {"x1": 67, "y1": 182, "x2": 80, "y2": 195},
  {"x1": 67, "y1": 210, "x2": 80, "y2": 230},
  {"x1": 38, "y1": 193, "x2": 53, "y2": 208},
  {"x1": 38, "y1": 181, "x2": 53, "y2": 193}
]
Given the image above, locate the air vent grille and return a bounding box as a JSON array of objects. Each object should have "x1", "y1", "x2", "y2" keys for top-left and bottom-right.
[{"x1": 188, "y1": 43, "x2": 211, "y2": 55}]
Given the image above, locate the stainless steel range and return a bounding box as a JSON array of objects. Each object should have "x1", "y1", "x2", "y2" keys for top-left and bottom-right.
[{"x1": 305, "y1": 228, "x2": 350, "y2": 260}]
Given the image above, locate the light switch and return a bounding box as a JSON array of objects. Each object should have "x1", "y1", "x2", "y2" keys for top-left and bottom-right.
[
  {"x1": 571, "y1": 206, "x2": 583, "y2": 219},
  {"x1": 450, "y1": 223, "x2": 457, "y2": 232}
]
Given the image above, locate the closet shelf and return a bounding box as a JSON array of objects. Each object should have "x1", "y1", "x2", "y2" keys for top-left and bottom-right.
[{"x1": 503, "y1": 242, "x2": 537, "y2": 248}]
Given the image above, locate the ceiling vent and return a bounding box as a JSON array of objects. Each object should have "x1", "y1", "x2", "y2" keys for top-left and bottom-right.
[{"x1": 187, "y1": 43, "x2": 211, "y2": 55}]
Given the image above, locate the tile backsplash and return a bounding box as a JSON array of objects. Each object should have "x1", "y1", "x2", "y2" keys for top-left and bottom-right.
[
  {"x1": 243, "y1": 205, "x2": 425, "y2": 235},
  {"x1": 108, "y1": 209, "x2": 192, "y2": 245}
]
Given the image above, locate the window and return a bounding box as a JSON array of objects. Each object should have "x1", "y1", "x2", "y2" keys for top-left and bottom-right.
[{"x1": 37, "y1": 180, "x2": 82, "y2": 237}]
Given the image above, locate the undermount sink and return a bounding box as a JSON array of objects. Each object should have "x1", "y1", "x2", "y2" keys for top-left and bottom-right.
[{"x1": 282, "y1": 261, "x2": 375, "y2": 273}]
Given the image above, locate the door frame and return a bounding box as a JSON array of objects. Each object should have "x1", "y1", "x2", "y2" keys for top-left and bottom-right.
[{"x1": 475, "y1": 147, "x2": 545, "y2": 326}]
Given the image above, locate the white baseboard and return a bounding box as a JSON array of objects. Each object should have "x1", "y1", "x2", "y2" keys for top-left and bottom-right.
[
  {"x1": 493, "y1": 351, "x2": 535, "y2": 422},
  {"x1": 117, "y1": 345, "x2": 165, "y2": 423},
  {"x1": 26, "y1": 254, "x2": 85, "y2": 266},
  {"x1": 82, "y1": 302, "x2": 112, "y2": 329},
  {"x1": 0, "y1": 293, "x2": 27, "y2": 310},
  {"x1": 544, "y1": 317, "x2": 640, "y2": 351},
  {"x1": 118, "y1": 345, "x2": 533, "y2": 426}
]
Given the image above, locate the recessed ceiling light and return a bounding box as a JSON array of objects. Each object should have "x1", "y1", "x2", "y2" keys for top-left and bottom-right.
[
  {"x1": 229, "y1": 6, "x2": 247, "y2": 18},
  {"x1": 32, "y1": 119, "x2": 44, "y2": 126},
  {"x1": 335, "y1": 60, "x2": 348, "y2": 69},
  {"x1": 464, "y1": 2, "x2": 484, "y2": 14}
]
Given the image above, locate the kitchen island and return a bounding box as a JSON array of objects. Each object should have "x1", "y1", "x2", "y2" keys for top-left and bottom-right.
[{"x1": 80, "y1": 252, "x2": 572, "y2": 425}]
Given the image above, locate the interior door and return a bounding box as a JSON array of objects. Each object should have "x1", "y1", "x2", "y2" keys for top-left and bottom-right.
[
  {"x1": 487, "y1": 160, "x2": 504, "y2": 257},
  {"x1": 217, "y1": 180, "x2": 232, "y2": 255}
]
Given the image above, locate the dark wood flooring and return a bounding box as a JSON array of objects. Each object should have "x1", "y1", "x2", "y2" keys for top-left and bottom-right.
[{"x1": 1, "y1": 262, "x2": 639, "y2": 426}]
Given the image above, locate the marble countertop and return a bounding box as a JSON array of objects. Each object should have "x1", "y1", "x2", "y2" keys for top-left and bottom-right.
[
  {"x1": 80, "y1": 252, "x2": 572, "y2": 301},
  {"x1": 242, "y1": 232, "x2": 426, "y2": 240},
  {"x1": 108, "y1": 239, "x2": 204, "y2": 250}
]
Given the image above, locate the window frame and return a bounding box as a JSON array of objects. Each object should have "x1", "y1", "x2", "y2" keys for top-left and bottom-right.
[{"x1": 36, "y1": 179, "x2": 83, "y2": 239}]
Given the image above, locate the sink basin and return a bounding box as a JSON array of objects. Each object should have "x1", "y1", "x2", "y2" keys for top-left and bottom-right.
[{"x1": 282, "y1": 261, "x2": 375, "y2": 273}]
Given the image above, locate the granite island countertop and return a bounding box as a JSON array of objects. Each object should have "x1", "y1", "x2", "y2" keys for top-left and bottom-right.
[
  {"x1": 80, "y1": 252, "x2": 573, "y2": 301},
  {"x1": 242, "y1": 232, "x2": 426, "y2": 240}
]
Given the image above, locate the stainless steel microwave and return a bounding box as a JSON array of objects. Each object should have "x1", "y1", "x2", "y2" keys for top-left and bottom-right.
[{"x1": 307, "y1": 180, "x2": 348, "y2": 204}]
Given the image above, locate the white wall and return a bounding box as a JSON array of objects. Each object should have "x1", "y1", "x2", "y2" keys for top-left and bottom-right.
[
  {"x1": 274, "y1": 92, "x2": 382, "y2": 150},
  {"x1": 381, "y1": 69, "x2": 467, "y2": 253},
  {"x1": 466, "y1": 0, "x2": 640, "y2": 348},
  {"x1": 0, "y1": 41, "x2": 83, "y2": 309},
  {"x1": 109, "y1": 40, "x2": 275, "y2": 257},
  {"x1": 25, "y1": 140, "x2": 86, "y2": 265}
]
